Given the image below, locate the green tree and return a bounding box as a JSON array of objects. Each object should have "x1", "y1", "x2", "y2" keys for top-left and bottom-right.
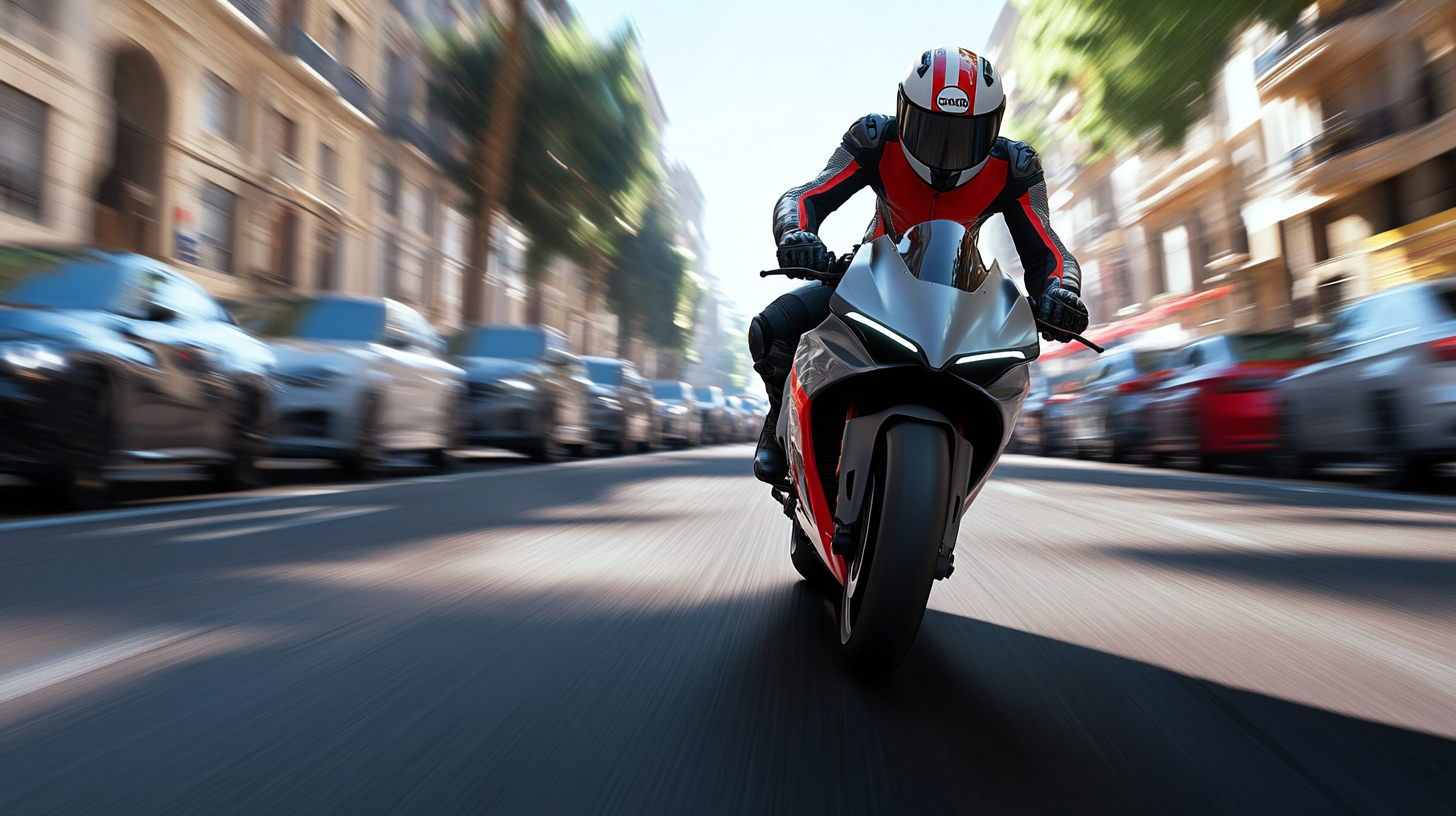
[
  {"x1": 1012, "y1": 0, "x2": 1306, "y2": 152},
  {"x1": 605, "y1": 198, "x2": 700, "y2": 353},
  {"x1": 430, "y1": 15, "x2": 659, "y2": 319}
]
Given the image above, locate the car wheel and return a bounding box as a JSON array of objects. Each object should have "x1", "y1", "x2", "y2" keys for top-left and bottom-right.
[
  {"x1": 213, "y1": 387, "x2": 267, "y2": 491},
  {"x1": 47, "y1": 367, "x2": 114, "y2": 510},
  {"x1": 341, "y1": 395, "x2": 384, "y2": 479},
  {"x1": 530, "y1": 419, "x2": 563, "y2": 462},
  {"x1": 429, "y1": 396, "x2": 463, "y2": 473}
]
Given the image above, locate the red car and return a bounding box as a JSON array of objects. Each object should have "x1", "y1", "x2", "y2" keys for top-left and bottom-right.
[{"x1": 1142, "y1": 331, "x2": 1315, "y2": 470}]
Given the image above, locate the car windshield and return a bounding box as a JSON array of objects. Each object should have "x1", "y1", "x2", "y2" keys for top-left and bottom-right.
[
  {"x1": 652, "y1": 382, "x2": 684, "y2": 400},
  {"x1": 585, "y1": 360, "x2": 622, "y2": 386},
  {"x1": 1131, "y1": 349, "x2": 1174, "y2": 374},
  {"x1": 237, "y1": 299, "x2": 383, "y2": 341},
  {"x1": 451, "y1": 328, "x2": 545, "y2": 359},
  {"x1": 0, "y1": 250, "x2": 125, "y2": 310},
  {"x1": 1229, "y1": 332, "x2": 1312, "y2": 362},
  {"x1": 693, "y1": 387, "x2": 716, "y2": 402},
  {"x1": 894, "y1": 220, "x2": 989, "y2": 293}
]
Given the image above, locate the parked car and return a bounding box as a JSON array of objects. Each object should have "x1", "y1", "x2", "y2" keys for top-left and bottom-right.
[
  {"x1": 1277, "y1": 281, "x2": 1456, "y2": 487},
  {"x1": 0, "y1": 249, "x2": 275, "y2": 506},
  {"x1": 724, "y1": 395, "x2": 755, "y2": 443},
  {"x1": 238, "y1": 295, "x2": 465, "y2": 475},
  {"x1": 583, "y1": 356, "x2": 656, "y2": 453},
  {"x1": 694, "y1": 385, "x2": 733, "y2": 444},
  {"x1": 1143, "y1": 330, "x2": 1315, "y2": 471},
  {"x1": 651, "y1": 380, "x2": 703, "y2": 447},
  {"x1": 450, "y1": 325, "x2": 592, "y2": 460},
  {"x1": 1008, "y1": 371, "x2": 1048, "y2": 455},
  {"x1": 1062, "y1": 346, "x2": 1176, "y2": 461}
]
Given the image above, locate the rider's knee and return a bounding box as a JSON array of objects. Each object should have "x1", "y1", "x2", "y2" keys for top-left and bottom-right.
[{"x1": 748, "y1": 315, "x2": 770, "y2": 362}]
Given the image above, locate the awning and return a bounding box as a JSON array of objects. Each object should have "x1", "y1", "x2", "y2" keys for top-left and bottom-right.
[{"x1": 1038, "y1": 284, "x2": 1234, "y2": 362}]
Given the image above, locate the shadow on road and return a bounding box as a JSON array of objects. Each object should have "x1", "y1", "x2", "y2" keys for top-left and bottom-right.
[{"x1": 1101, "y1": 548, "x2": 1456, "y2": 618}]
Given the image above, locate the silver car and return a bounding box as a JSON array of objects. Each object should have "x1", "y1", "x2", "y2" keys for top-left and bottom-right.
[
  {"x1": 1276, "y1": 281, "x2": 1456, "y2": 488},
  {"x1": 239, "y1": 296, "x2": 465, "y2": 476},
  {"x1": 451, "y1": 325, "x2": 593, "y2": 460}
]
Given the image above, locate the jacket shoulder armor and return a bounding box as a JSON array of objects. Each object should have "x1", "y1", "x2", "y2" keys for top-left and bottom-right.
[
  {"x1": 844, "y1": 114, "x2": 891, "y2": 151},
  {"x1": 999, "y1": 138, "x2": 1043, "y2": 179}
]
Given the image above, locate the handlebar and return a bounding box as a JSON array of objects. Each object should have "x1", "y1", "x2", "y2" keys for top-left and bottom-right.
[
  {"x1": 1034, "y1": 317, "x2": 1105, "y2": 353},
  {"x1": 759, "y1": 266, "x2": 845, "y2": 282}
]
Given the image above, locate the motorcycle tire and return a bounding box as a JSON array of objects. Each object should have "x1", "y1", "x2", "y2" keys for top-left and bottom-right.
[
  {"x1": 839, "y1": 420, "x2": 950, "y2": 674},
  {"x1": 790, "y1": 519, "x2": 838, "y2": 594}
]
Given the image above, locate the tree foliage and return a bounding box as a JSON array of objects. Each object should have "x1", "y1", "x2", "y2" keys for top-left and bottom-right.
[
  {"x1": 605, "y1": 198, "x2": 699, "y2": 353},
  {"x1": 1011, "y1": 0, "x2": 1306, "y2": 151}
]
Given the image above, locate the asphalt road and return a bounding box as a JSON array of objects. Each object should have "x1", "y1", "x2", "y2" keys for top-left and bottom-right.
[{"x1": 2, "y1": 447, "x2": 1454, "y2": 813}]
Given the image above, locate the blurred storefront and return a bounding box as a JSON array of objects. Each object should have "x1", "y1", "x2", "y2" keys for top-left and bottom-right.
[
  {"x1": 993, "y1": 0, "x2": 1456, "y2": 341},
  {"x1": 0, "y1": 0, "x2": 469, "y2": 326}
]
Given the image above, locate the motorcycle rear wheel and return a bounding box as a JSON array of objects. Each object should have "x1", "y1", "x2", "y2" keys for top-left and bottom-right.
[{"x1": 839, "y1": 420, "x2": 950, "y2": 673}]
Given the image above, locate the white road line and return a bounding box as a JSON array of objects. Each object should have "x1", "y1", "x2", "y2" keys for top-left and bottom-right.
[
  {"x1": 0, "y1": 628, "x2": 200, "y2": 705},
  {"x1": 0, "y1": 487, "x2": 348, "y2": 534},
  {"x1": 74, "y1": 506, "x2": 326, "y2": 538},
  {"x1": 169, "y1": 505, "x2": 394, "y2": 542},
  {"x1": 1154, "y1": 514, "x2": 1267, "y2": 549},
  {"x1": 991, "y1": 482, "x2": 1042, "y2": 499}
]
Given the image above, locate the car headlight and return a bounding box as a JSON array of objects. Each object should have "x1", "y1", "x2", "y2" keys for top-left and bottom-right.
[
  {"x1": 592, "y1": 395, "x2": 620, "y2": 407},
  {"x1": 0, "y1": 340, "x2": 68, "y2": 378},
  {"x1": 498, "y1": 378, "x2": 536, "y2": 392},
  {"x1": 276, "y1": 365, "x2": 342, "y2": 388}
]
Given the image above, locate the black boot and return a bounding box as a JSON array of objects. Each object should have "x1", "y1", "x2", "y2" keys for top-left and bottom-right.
[{"x1": 753, "y1": 399, "x2": 788, "y2": 485}]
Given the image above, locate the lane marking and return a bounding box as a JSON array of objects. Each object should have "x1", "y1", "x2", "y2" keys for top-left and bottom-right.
[
  {"x1": 73, "y1": 506, "x2": 326, "y2": 538},
  {"x1": 1154, "y1": 514, "x2": 1266, "y2": 549},
  {"x1": 169, "y1": 505, "x2": 394, "y2": 542},
  {"x1": 991, "y1": 482, "x2": 1042, "y2": 499},
  {"x1": 0, "y1": 627, "x2": 200, "y2": 705},
  {"x1": 0, "y1": 488, "x2": 348, "y2": 534}
]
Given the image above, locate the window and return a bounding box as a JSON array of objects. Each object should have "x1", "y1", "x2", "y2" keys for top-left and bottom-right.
[
  {"x1": 1160, "y1": 225, "x2": 1193, "y2": 295},
  {"x1": 272, "y1": 110, "x2": 298, "y2": 160},
  {"x1": 329, "y1": 11, "x2": 353, "y2": 70},
  {"x1": 272, "y1": 207, "x2": 299, "y2": 286},
  {"x1": 152, "y1": 268, "x2": 226, "y2": 322},
  {"x1": 320, "y1": 142, "x2": 339, "y2": 187},
  {"x1": 372, "y1": 161, "x2": 399, "y2": 214},
  {"x1": 202, "y1": 72, "x2": 239, "y2": 143},
  {"x1": 198, "y1": 182, "x2": 237, "y2": 274},
  {"x1": 314, "y1": 226, "x2": 339, "y2": 291},
  {"x1": 0, "y1": 82, "x2": 47, "y2": 221}
]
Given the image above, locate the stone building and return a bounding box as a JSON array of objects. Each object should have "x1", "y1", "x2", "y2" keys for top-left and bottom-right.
[
  {"x1": 1, "y1": 0, "x2": 467, "y2": 326},
  {"x1": 991, "y1": 0, "x2": 1456, "y2": 357}
]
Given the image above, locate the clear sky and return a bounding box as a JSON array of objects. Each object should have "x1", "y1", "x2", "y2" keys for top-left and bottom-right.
[{"x1": 569, "y1": 0, "x2": 1007, "y2": 320}]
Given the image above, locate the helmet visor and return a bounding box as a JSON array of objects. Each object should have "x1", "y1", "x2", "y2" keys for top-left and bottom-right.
[{"x1": 897, "y1": 92, "x2": 1004, "y2": 172}]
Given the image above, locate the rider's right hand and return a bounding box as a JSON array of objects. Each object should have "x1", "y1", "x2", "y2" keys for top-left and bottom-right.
[{"x1": 777, "y1": 230, "x2": 833, "y2": 273}]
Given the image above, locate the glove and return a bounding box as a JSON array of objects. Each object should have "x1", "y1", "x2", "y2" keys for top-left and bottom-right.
[
  {"x1": 777, "y1": 230, "x2": 832, "y2": 273},
  {"x1": 1036, "y1": 284, "x2": 1089, "y2": 342}
]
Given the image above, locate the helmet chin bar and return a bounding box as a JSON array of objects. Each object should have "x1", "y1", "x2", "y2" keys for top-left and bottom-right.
[{"x1": 900, "y1": 144, "x2": 987, "y2": 192}]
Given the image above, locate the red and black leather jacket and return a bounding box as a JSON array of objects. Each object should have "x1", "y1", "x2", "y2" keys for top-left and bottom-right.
[{"x1": 773, "y1": 114, "x2": 1080, "y2": 300}]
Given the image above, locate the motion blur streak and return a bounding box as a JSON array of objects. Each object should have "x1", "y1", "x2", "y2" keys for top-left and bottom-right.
[{"x1": 1, "y1": 447, "x2": 1454, "y2": 813}]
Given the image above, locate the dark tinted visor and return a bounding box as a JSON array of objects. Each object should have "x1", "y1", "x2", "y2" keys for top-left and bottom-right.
[
  {"x1": 897, "y1": 92, "x2": 1003, "y2": 172},
  {"x1": 895, "y1": 220, "x2": 989, "y2": 293}
]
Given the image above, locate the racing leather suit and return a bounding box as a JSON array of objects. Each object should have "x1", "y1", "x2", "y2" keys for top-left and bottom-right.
[{"x1": 750, "y1": 114, "x2": 1081, "y2": 407}]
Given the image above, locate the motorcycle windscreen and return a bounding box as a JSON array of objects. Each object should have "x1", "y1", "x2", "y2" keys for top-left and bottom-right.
[
  {"x1": 832, "y1": 220, "x2": 1038, "y2": 370},
  {"x1": 895, "y1": 220, "x2": 989, "y2": 294}
]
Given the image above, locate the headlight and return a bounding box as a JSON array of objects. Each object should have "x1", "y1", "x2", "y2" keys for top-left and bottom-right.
[
  {"x1": 498, "y1": 378, "x2": 536, "y2": 392},
  {"x1": 950, "y1": 350, "x2": 1028, "y2": 385},
  {"x1": 276, "y1": 365, "x2": 342, "y2": 388},
  {"x1": 592, "y1": 395, "x2": 620, "y2": 407},
  {"x1": 842, "y1": 311, "x2": 923, "y2": 365},
  {"x1": 0, "y1": 340, "x2": 68, "y2": 378}
]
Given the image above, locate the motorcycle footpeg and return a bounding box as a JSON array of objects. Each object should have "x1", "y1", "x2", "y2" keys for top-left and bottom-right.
[
  {"x1": 935, "y1": 545, "x2": 956, "y2": 580},
  {"x1": 831, "y1": 522, "x2": 857, "y2": 556}
]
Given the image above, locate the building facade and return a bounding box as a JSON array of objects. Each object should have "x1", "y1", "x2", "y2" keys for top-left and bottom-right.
[{"x1": 1, "y1": 0, "x2": 467, "y2": 325}]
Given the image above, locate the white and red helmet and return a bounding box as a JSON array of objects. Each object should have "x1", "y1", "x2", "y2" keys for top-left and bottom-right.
[{"x1": 898, "y1": 47, "x2": 1007, "y2": 188}]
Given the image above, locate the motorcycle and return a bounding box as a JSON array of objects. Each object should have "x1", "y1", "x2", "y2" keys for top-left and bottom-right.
[{"x1": 762, "y1": 219, "x2": 1101, "y2": 672}]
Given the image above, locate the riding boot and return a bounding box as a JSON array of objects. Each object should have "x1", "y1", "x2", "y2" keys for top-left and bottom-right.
[{"x1": 753, "y1": 392, "x2": 788, "y2": 485}]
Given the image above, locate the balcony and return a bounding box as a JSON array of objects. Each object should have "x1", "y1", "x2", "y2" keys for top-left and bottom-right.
[
  {"x1": 287, "y1": 24, "x2": 375, "y2": 117},
  {"x1": 1255, "y1": 0, "x2": 1395, "y2": 77},
  {"x1": 384, "y1": 113, "x2": 449, "y2": 166},
  {"x1": 224, "y1": 0, "x2": 272, "y2": 35}
]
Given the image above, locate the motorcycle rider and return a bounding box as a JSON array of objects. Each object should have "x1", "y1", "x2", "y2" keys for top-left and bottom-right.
[{"x1": 750, "y1": 46, "x2": 1090, "y2": 484}]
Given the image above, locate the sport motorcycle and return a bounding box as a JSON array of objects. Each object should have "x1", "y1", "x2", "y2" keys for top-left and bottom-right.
[{"x1": 762, "y1": 219, "x2": 1100, "y2": 672}]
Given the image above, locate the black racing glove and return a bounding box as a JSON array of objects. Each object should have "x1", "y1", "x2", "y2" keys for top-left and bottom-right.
[
  {"x1": 1036, "y1": 284, "x2": 1089, "y2": 342},
  {"x1": 777, "y1": 230, "x2": 833, "y2": 273}
]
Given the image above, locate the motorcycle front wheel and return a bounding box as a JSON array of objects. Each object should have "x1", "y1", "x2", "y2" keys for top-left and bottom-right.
[{"x1": 839, "y1": 419, "x2": 951, "y2": 673}]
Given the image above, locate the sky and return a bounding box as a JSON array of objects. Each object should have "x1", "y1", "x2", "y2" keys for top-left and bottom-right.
[{"x1": 569, "y1": 0, "x2": 1008, "y2": 321}]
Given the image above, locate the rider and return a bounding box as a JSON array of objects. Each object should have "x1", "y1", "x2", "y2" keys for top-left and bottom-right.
[{"x1": 749, "y1": 46, "x2": 1090, "y2": 484}]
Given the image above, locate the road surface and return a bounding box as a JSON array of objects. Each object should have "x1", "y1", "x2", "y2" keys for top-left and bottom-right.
[{"x1": 2, "y1": 447, "x2": 1454, "y2": 813}]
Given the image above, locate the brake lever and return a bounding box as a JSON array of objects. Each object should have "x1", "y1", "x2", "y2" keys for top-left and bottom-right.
[
  {"x1": 1034, "y1": 318, "x2": 1106, "y2": 353},
  {"x1": 759, "y1": 267, "x2": 845, "y2": 282}
]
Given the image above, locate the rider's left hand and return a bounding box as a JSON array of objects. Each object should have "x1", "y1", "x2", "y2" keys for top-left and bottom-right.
[{"x1": 1036, "y1": 284, "x2": 1089, "y2": 342}]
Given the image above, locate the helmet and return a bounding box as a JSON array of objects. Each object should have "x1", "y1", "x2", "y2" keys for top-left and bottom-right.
[{"x1": 897, "y1": 47, "x2": 1006, "y2": 191}]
